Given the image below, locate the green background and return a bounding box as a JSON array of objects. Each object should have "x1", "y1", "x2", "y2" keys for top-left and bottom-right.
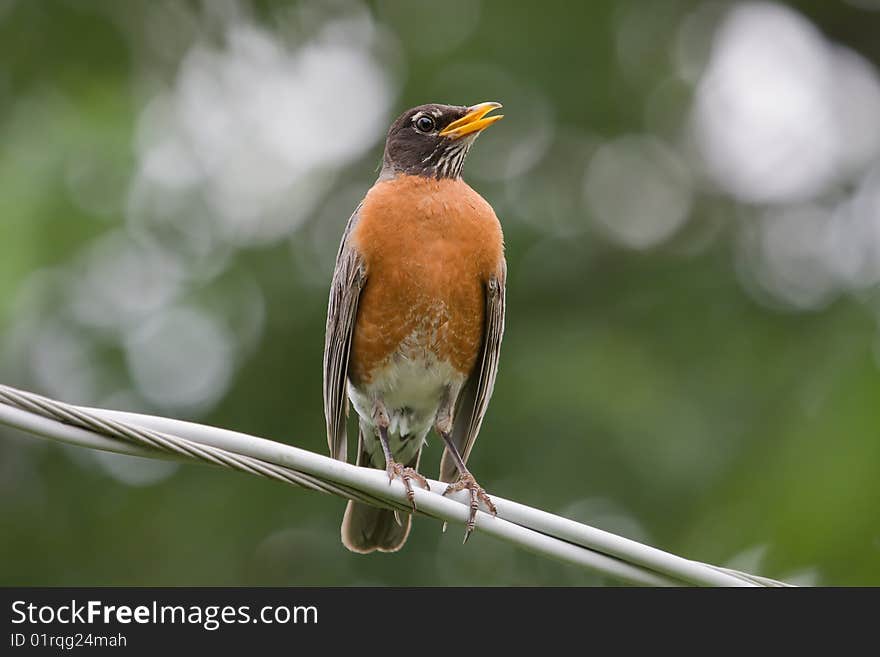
[{"x1": 1, "y1": 0, "x2": 879, "y2": 585}]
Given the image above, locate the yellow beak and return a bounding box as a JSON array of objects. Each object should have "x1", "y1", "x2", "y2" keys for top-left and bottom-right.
[{"x1": 439, "y1": 102, "x2": 504, "y2": 139}]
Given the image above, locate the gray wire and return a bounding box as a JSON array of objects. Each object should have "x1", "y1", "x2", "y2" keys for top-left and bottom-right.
[{"x1": 0, "y1": 383, "x2": 788, "y2": 586}]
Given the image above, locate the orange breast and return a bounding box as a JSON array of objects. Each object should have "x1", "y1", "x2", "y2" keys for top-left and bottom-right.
[{"x1": 349, "y1": 175, "x2": 504, "y2": 385}]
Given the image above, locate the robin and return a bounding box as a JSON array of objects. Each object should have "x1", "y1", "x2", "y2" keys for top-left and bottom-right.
[{"x1": 323, "y1": 101, "x2": 506, "y2": 553}]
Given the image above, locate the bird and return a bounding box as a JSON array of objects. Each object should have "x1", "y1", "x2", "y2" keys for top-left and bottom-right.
[{"x1": 323, "y1": 101, "x2": 506, "y2": 553}]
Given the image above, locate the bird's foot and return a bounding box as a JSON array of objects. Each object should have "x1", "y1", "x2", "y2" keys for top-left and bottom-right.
[
  {"x1": 442, "y1": 472, "x2": 496, "y2": 543},
  {"x1": 386, "y1": 461, "x2": 430, "y2": 513}
]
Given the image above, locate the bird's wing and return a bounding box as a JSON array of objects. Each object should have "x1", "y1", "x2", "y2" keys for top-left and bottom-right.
[
  {"x1": 323, "y1": 204, "x2": 367, "y2": 462},
  {"x1": 440, "y1": 259, "x2": 507, "y2": 482}
]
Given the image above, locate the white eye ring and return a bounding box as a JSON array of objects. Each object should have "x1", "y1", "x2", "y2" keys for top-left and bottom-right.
[{"x1": 414, "y1": 114, "x2": 435, "y2": 133}]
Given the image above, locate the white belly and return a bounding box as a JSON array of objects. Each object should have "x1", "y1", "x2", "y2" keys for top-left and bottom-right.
[{"x1": 348, "y1": 346, "x2": 466, "y2": 467}]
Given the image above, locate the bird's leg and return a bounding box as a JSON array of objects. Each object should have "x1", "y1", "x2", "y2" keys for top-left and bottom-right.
[
  {"x1": 435, "y1": 404, "x2": 496, "y2": 543},
  {"x1": 378, "y1": 424, "x2": 430, "y2": 512},
  {"x1": 371, "y1": 400, "x2": 429, "y2": 517},
  {"x1": 438, "y1": 437, "x2": 496, "y2": 542}
]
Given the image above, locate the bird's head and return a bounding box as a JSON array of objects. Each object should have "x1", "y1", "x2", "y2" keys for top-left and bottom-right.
[{"x1": 380, "y1": 102, "x2": 503, "y2": 180}]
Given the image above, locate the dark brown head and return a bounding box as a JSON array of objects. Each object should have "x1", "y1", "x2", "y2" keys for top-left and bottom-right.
[{"x1": 380, "y1": 102, "x2": 503, "y2": 180}]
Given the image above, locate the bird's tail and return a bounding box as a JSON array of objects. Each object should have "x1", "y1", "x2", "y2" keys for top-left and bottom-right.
[
  {"x1": 341, "y1": 429, "x2": 420, "y2": 554},
  {"x1": 341, "y1": 500, "x2": 410, "y2": 554}
]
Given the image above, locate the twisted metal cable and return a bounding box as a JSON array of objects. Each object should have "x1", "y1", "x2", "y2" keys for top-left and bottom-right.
[
  {"x1": 0, "y1": 385, "x2": 404, "y2": 512},
  {"x1": 0, "y1": 383, "x2": 791, "y2": 587}
]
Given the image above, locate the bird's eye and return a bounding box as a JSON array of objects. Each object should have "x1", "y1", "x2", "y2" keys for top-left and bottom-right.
[{"x1": 415, "y1": 115, "x2": 435, "y2": 133}]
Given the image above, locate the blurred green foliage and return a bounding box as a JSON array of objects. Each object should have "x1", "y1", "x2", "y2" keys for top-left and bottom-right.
[{"x1": 1, "y1": 0, "x2": 879, "y2": 586}]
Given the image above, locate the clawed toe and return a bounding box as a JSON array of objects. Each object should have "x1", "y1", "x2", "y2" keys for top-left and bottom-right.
[
  {"x1": 386, "y1": 461, "x2": 430, "y2": 512},
  {"x1": 442, "y1": 472, "x2": 495, "y2": 543}
]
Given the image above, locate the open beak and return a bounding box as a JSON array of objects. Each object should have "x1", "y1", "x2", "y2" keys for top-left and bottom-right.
[{"x1": 439, "y1": 101, "x2": 504, "y2": 139}]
